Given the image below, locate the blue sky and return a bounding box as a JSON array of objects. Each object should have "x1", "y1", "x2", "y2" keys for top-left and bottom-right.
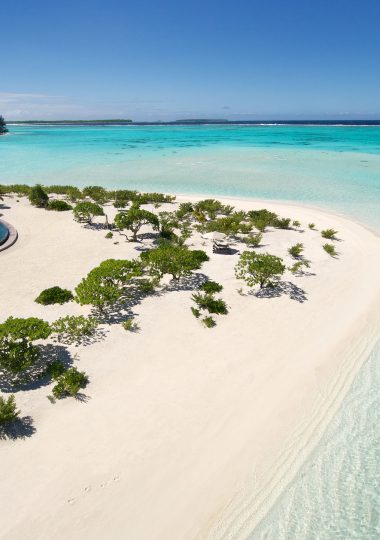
[{"x1": 1, "y1": 0, "x2": 379, "y2": 120}]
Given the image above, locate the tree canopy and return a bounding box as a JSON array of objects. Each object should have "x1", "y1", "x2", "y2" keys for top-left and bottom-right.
[
  {"x1": 29, "y1": 184, "x2": 49, "y2": 208},
  {"x1": 73, "y1": 201, "x2": 104, "y2": 223},
  {"x1": 235, "y1": 251, "x2": 285, "y2": 289},
  {"x1": 0, "y1": 115, "x2": 8, "y2": 135},
  {"x1": 141, "y1": 244, "x2": 209, "y2": 280},
  {"x1": 114, "y1": 207, "x2": 159, "y2": 241}
]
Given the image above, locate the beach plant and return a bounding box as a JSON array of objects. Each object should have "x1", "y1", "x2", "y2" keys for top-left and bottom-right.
[
  {"x1": 0, "y1": 317, "x2": 51, "y2": 376},
  {"x1": 288, "y1": 259, "x2": 311, "y2": 275},
  {"x1": 45, "y1": 359, "x2": 67, "y2": 379},
  {"x1": 29, "y1": 184, "x2": 49, "y2": 208},
  {"x1": 191, "y1": 306, "x2": 201, "y2": 318},
  {"x1": 35, "y1": 286, "x2": 74, "y2": 305},
  {"x1": 176, "y1": 202, "x2": 194, "y2": 219},
  {"x1": 122, "y1": 318, "x2": 139, "y2": 332},
  {"x1": 200, "y1": 280, "x2": 223, "y2": 294},
  {"x1": 292, "y1": 220, "x2": 301, "y2": 229},
  {"x1": 105, "y1": 231, "x2": 113, "y2": 239},
  {"x1": 288, "y1": 243, "x2": 304, "y2": 258},
  {"x1": 140, "y1": 244, "x2": 209, "y2": 281},
  {"x1": 202, "y1": 316, "x2": 216, "y2": 328},
  {"x1": 193, "y1": 199, "x2": 226, "y2": 220},
  {"x1": 0, "y1": 395, "x2": 19, "y2": 425},
  {"x1": 51, "y1": 316, "x2": 98, "y2": 344},
  {"x1": 235, "y1": 251, "x2": 285, "y2": 289},
  {"x1": 75, "y1": 258, "x2": 143, "y2": 311},
  {"x1": 308, "y1": 223, "x2": 316, "y2": 230},
  {"x1": 82, "y1": 185, "x2": 109, "y2": 204},
  {"x1": 73, "y1": 201, "x2": 104, "y2": 224},
  {"x1": 323, "y1": 243, "x2": 338, "y2": 257},
  {"x1": 0, "y1": 115, "x2": 8, "y2": 135},
  {"x1": 51, "y1": 367, "x2": 88, "y2": 399},
  {"x1": 114, "y1": 207, "x2": 159, "y2": 242},
  {"x1": 273, "y1": 217, "x2": 292, "y2": 229},
  {"x1": 47, "y1": 199, "x2": 72, "y2": 211},
  {"x1": 244, "y1": 232, "x2": 263, "y2": 247},
  {"x1": 191, "y1": 292, "x2": 228, "y2": 315},
  {"x1": 321, "y1": 228, "x2": 338, "y2": 240}
]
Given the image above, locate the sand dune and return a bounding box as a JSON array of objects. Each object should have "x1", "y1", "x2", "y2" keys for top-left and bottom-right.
[{"x1": 1, "y1": 195, "x2": 379, "y2": 539}]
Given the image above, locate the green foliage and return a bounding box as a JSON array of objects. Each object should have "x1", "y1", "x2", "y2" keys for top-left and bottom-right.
[
  {"x1": 51, "y1": 316, "x2": 98, "y2": 344},
  {"x1": 202, "y1": 316, "x2": 216, "y2": 328},
  {"x1": 192, "y1": 292, "x2": 228, "y2": 315},
  {"x1": 47, "y1": 199, "x2": 73, "y2": 211},
  {"x1": 292, "y1": 220, "x2": 301, "y2": 229},
  {"x1": 288, "y1": 243, "x2": 304, "y2": 258},
  {"x1": 73, "y1": 201, "x2": 104, "y2": 223},
  {"x1": 0, "y1": 317, "x2": 51, "y2": 376},
  {"x1": 321, "y1": 228, "x2": 338, "y2": 240},
  {"x1": 308, "y1": 223, "x2": 316, "y2": 230},
  {"x1": 288, "y1": 260, "x2": 311, "y2": 275},
  {"x1": 45, "y1": 360, "x2": 67, "y2": 379},
  {"x1": 235, "y1": 251, "x2": 286, "y2": 289},
  {"x1": 0, "y1": 115, "x2": 8, "y2": 135},
  {"x1": 176, "y1": 202, "x2": 194, "y2": 219},
  {"x1": 51, "y1": 368, "x2": 88, "y2": 399},
  {"x1": 191, "y1": 306, "x2": 201, "y2": 318},
  {"x1": 105, "y1": 231, "x2": 113, "y2": 239},
  {"x1": 247, "y1": 209, "x2": 278, "y2": 232},
  {"x1": 134, "y1": 192, "x2": 175, "y2": 205},
  {"x1": 75, "y1": 259, "x2": 142, "y2": 309},
  {"x1": 200, "y1": 280, "x2": 223, "y2": 294},
  {"x1": 29, "y1": 184, "x2": 49, "y2": 208},
  {"x1": 122, "y1": 318, "x2": 139, "y2": 332},
  {"x1": 273, "y1": 217, "x2": 291, "y2": 229},
  {"x1": 82, "y1": 185, "x2": 109, "y2": 204},
  {"x1": 0, "y1": 395, "x2": 19, "y2": 425},
  {"x1": 45, "y1": 185, "x2": 83, "y2": 201},
  {"x1": 138, "y1": 278, "x2": 157, "y2": 294},
  {"x1": 141, "y1": 244, "x2": 209, "y2": 280},
  {"x1": 0, "y1": 184, "x2": 31, "y2": 196},
  {"x1": 35, "y1": 286, "x2": 73, "y2": 305},
  {"x1": 115, "y1": 207, "x2": 159, "y2": 241},
  {"x1": 323, "y1": 243, "x2": 338, "y2": 257},
  {"x1": 244, "y1": 232, "x2": 263, "y2": 247}
]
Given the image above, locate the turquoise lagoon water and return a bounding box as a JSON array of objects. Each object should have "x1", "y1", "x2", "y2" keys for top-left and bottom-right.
[
  {"x1": 1, "y1": 124, "x2": 380, "y2": 228},
  {"x1": 1, "y1": 125, "x2": 380, "y2": 538}
]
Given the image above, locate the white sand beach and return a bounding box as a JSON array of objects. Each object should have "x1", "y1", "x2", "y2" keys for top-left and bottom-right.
[{"x1": 1, "y1": 195, "x2": 380, "y2": 539}]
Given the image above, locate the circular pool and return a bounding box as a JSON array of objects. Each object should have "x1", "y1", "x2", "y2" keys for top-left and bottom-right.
[{"x1": 0, "y1": 221, "x2": 9, "y2": 245}]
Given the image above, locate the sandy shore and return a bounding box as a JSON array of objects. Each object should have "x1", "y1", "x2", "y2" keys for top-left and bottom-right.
[{"x1": 1, "y1": 195, "x2": 380, "y2": 539}]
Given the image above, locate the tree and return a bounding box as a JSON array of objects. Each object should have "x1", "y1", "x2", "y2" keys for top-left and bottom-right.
[
  {"x1": 51, "y1": 316, "x2": 98, "y2": 344},
  {"x1": 141, "y1": 244, "x2": 209, "y2": 280},
  {"x1": 29, "y1": 184, "x2": 49, "y2": 208},
  {"x1": 35, "y1": 286, "x2": 73, "y2": 305},
  {"x1": 75, "y1": 259, "x2": 143, "y2": 310},
  {"x1": 0, "y1": 317, "x2": 51, "y2": 376},
  {"x1": 115, "y1": 206, "x2": 159, "y2": 242},
  {"x1": 82, "y1": 185, "x2": 109, "y2": 204},
  {"x1": 235, "y1": 251, "x2": 285, "y2": 289},
  {"x1": 73, "y1": 201, "x2": 104, "y2": 224},
  {"x1": 0, "y1": 395, "x2": 19, "y2": 425},
  {"x1": 0, "y1": 115, "x2": 8, "y2": 135}
]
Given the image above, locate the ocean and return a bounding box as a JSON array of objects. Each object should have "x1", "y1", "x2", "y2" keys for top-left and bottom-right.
[{"x1": 1, "y1": 124, "x2": 379, "y2": 538}]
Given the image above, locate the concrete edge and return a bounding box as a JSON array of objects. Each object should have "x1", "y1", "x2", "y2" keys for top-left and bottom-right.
[{"x1": 0, "y1": 220, "x2": 18, "y2": 252}]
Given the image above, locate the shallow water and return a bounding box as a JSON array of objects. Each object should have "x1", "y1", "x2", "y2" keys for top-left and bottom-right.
[
  {"x1": 1, "y1": 125, "x2": 380, "y2": 228},
  {"x1": 1, "y1": 124, "x2": 379, "y2": 537}
]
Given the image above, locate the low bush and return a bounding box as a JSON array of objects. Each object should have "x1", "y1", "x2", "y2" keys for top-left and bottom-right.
[
  {"x1": 244, "y1": 232, "x2": 263, "y2": 247},
  {"x1": 308, "y1": 223, "x2": 316, "y2": 230},
  {"x1": 323, "y1": 243, "x2": 338, "y2": 257},
  {"x1": 192, "y1": 292, "x2": 228, "y2": 315},
  {"x1": 45, "y1": 360, "x2": 67, "y2": 379},
  {"x1": 0, "y1": 395, "x2": 20, "y2": 425},
  {"x1": 288, "y1": 260, "x2": 311, "y2": 275},
  {"x1": 292, "y1": 220, "x2": 301, "y2": 229},
  {"x1": 288, "y1": 243, "x2": 304, "y2": 258},
  {"x1": 321, "y1": 228, "x2": 338, "y2": 240},
  {"x1": 51, "y1": 316, "x2": 98, "y2": 344},
  {"x1": 105, "y1": 231, "x2": 113, "y2": 239},
  {"x1": 35, "y1": 286, "x2": 74, "y2": 305},
  {"x1": 52, "y1": 368, "x2": 88, "y2": 399},
  {"x1": 202, "y1": 316, "x2": 216, "y2": 328},
  {"x1": 200, "y1": 280, "x2": 223, "y2": 294},
  {"x1": 191, "y1": 306, "x2": 201, "y2": 318},
  {"x1": 273, "y1": 217, "x2": 291, "y2": 229},
  {"x1": 48, "y1": 200, "x2": 72, "y2": 211},
  {"x1": 122, "y1": 318, "x2": 139, "y2": 332}
]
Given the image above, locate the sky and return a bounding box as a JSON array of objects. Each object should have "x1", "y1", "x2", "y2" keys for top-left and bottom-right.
[{"x1": 1, "y1": 0, "x2": 380, "y2": 120}]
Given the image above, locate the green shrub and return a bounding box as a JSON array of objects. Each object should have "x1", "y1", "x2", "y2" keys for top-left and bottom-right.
[
  {"x1": 321, "y1": 228, "x2": 338, "y2": 240},
  {"x1": 0, "y1": 395, "x2": 19, "y2": 425},
  {"x1": 51, "y1": 316, "x2": 98, "y2": 344},
  {"x1": 235, "y1": 251, "x2": 286, "y2": 289},
  {"x1": 29, "y1": 184, "x2": 49, "y2": 208},
  {"x1": 45, "y1": 360, "x2": 67, "y2": 379},
  {"x1": 200, "y1": 280, "x2": 223, "y2": 294},
  {"x1": 288, "y1": 243, "x2": 304, "y2": 258},
  {"x1": 244, "y1": 232, "x2": 263, "y2": 247},
  {"x1": 122, "y1": 318, "x2": 139, "y2": 332},
  {"x1": 308, "y1": 223, "x2": 316, "y2": 230},
  {"x1": 105, "y1": 231, "x2": 113, "y2": 239},
  {"x1": 35, "y1": 286, "x2": 73, "y2": 305},
  {"x1": 192, "y1": 292, "x2": 228, "y2": 315},
  {"x1": 73, "y1": 201, "x2": 104, "y2": 224},
  {"x1": 292, "y1": 220, "x2": 301, "y2": 229},
  {"x1": 273, "y1": 217, "x2": 291, "y2": 229},
  {"x1": 323, "y1": 243, "x2": 338, "y2": 257},
  {"x1": 47, "y1": 199, "x2": 73, "y2": 211},
  {"x1": 138, "y1": 278, "x2": 156, "y2": 294},
  {"x1": 288, "y1": 260, "x2": 311, "y2": 275},
  {"x1": 52, "y1": 368, "x2": 88, "y2": 399},
  {"x1": 82, "y1": 185, "x2": 109, "y2": 204},
  {"x1": 202, "y1": 316, "x2": 216, "y2": 328},
  {"x1": 191, "y1": 306, "x2": 201, "y2": 318}
]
